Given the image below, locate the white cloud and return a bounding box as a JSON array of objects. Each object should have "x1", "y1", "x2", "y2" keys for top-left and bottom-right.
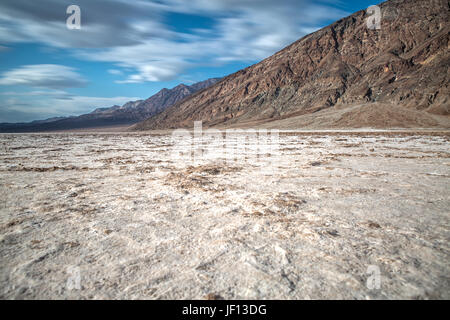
[
  {"x1": 84, "y1": 40, "x2": 194, "y2": 83},
  {"x1": 0, "y1": 0, "x2": 167, "y2": 48},
  {"x1": 108, "y1": 69, "x2": 123, "y2": 76},
  {"x1": 0, "y1": 64, "x2": 88, "y2": 89}
]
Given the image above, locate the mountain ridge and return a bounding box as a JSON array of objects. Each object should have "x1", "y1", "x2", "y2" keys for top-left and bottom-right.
[{"x1": 133, "y1": 0, "x2": 449, "y2": 130}]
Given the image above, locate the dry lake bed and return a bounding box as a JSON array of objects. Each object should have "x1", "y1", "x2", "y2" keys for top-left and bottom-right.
[{"x1": 0, "y1": 131, "x2": 449, "y2": 299}]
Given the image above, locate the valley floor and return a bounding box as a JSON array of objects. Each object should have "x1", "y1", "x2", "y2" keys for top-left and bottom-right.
[{"x1": 0, "y1": 131, "x2": 449, "y2": 299}]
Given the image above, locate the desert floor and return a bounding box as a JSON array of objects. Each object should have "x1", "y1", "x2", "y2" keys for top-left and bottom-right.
[{"x1": 0, "y1": 131, "x2": 449, "y2": 299}]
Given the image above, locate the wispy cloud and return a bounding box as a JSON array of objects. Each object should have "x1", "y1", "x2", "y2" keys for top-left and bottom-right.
[
  {"x1": 107, "y1": 69, "x2": 123, "y2": 76},
  {"x1": 0, "y1": 0, "x2": 167, "y2": 48},
  {"x1": 0, "y1": 64, "x2": 88, "y2": 89},
  {"x1": 0, "y1": 0, "x2": 349, "y2": 83}
]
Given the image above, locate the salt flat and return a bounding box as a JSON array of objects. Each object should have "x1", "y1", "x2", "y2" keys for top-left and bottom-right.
[{"x1": 0, "y1": 132, "x2": 449, "y2": 299}]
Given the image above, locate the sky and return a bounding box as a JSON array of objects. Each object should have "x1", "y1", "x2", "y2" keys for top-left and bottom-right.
[{"x1": 0, "y1": 0, "x2": 379, "y2": 123}]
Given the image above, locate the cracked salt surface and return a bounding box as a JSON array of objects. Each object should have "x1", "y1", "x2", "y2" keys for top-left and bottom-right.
[{"x1": 0, "y1": 132, "x2": 449, "y2": 299}]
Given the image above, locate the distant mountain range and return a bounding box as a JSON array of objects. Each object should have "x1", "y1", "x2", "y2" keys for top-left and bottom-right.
[
  {"x1": 134, "y1": 0, "x2": 449, "y2": 130},
  {"x1": 0, "y1": 78, "x2": 220, "y2": 132}
]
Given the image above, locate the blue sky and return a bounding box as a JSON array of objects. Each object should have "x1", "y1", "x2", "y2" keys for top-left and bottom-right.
[{"x1": 0, "y1": 0, "x2": 379, "y2": 123}]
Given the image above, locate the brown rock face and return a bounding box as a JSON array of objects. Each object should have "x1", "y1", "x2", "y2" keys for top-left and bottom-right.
[{"x1": 134, "y1": 0, "x2": 450, "y2": 130}]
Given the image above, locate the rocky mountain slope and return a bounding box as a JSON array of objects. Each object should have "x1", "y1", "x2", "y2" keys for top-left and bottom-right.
[
  {"x1": 134, "y1": 0, "x2": 449, "y2": 130},
  {"x1": 0, "y1": 78, "x2": 220, "y2": 132}
]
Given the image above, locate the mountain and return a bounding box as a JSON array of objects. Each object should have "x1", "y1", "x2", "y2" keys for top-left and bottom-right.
[
  {"x1": 134, "y1": 78, "x2": 221, "y2": 120},
  {"x1": 0, "y1": 78, "x2": 221, "y2": 132},
  {"x1": 134, "y1": 0, "x2": 450, "y2": 130}
]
